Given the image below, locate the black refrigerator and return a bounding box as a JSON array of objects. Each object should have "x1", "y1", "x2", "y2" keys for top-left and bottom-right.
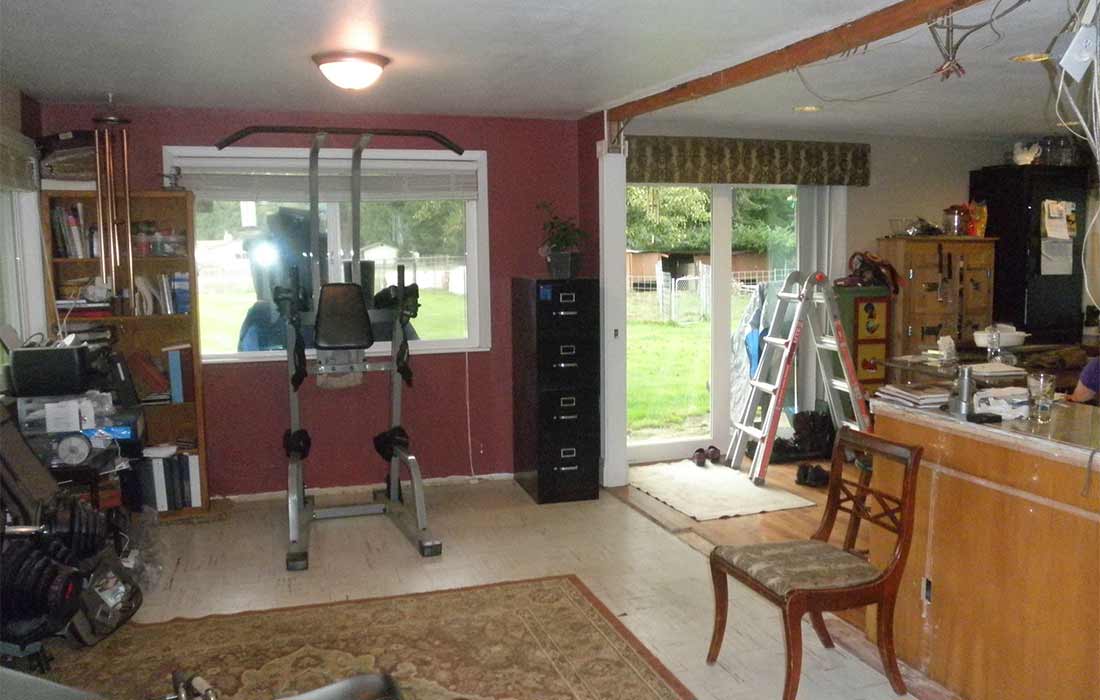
[{"x1": 969, "y1": 165, "x2": 1087, "y2": 343}]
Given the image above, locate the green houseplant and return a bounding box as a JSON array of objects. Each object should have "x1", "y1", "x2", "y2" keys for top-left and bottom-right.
[{"x1": 537, "y1": 202, "x2": 588, "y2": 279}]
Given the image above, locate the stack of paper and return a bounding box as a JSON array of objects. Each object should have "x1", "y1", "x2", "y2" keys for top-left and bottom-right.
[{"x1": 876, "y1": 383, "x2": 952, "y2": 408}]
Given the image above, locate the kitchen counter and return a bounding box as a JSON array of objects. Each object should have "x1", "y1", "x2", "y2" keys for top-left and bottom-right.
[
  {"x1": 864, "y1": 400, "x2": 1099, "y2": 700},
  {"x1": 871, "y1": 398, "x2": 1100, "y2": 468}
]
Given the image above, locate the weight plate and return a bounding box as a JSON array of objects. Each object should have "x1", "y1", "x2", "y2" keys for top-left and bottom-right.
[
  {"x1": 25, "y1": 554, "x2": 53, "y2": 613},
  {"x1": 1, "y1": 542, "x2": 35, "y2": 603},
  {"x1": 13, "y1": 550, "x2": 43, "y2": 613}
]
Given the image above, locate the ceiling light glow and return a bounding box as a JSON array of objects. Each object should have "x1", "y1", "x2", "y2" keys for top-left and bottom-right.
[
  {"x1": 794, "y1": 105, "x2": 823, "y2": 113},
  {"x1": 312, "y1": 51, "x2": 391, "y2": 90},
  {"x1": 1010, "y1": 52, "x2": 1051, "y2": 63}
]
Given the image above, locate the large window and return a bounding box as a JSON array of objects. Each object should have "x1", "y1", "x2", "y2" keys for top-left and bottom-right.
[{"x1": 164, "y1": 147, "x2": 490, "y2": 360}]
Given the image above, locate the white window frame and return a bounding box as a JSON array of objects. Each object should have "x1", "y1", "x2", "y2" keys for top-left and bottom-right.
[{"x1": 163, "y1": 146, "x2": 491, "y2": 363}]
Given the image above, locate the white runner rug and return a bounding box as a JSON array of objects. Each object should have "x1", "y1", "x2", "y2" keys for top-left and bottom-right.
[{"x1": 630, "y1": 461, "x2": 814, "y2": 521}]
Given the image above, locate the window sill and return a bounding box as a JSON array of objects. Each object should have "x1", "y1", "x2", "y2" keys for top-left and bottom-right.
[{"x1": 201, "y1": 340, "x2": 492, "y2": 365}]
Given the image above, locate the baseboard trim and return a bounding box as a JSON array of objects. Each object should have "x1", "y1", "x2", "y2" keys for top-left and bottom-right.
[{"x1": 218, "y1": 472, "x2": 515, "y2": 503}]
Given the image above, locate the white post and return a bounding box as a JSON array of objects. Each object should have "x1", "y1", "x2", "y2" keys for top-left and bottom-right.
[
  {"x1": 599, "y1": 140, "x2": 628, "y2": 488},
  {"x1": 710, "y1": 187, "x2": 733, "y2": 460}
]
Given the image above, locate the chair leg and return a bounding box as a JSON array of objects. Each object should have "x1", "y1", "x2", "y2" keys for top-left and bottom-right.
[
  {"x1": 876, "y1": 597, "x2": 907, "y2": 695},
  {"x1": 781, "y1": 602, "x2": 805, "y2": 700},
  {"x1": 706, "y1": 558, "x2": 729, "y2": 664},
  {"x1": 808, "y1": 611, "x2": 834, "y2": 649}
]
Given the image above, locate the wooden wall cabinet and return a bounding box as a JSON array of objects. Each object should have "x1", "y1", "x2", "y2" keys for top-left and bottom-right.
[
  {"x1": 877, "y1": 236, "x2": 995, "y2": 355},
  {"x1": 834, "y1": 285, "x2": 891, "y2": 395},
  {"x1": 40, "y1": 189, "x2": 209, "y2": 516}
]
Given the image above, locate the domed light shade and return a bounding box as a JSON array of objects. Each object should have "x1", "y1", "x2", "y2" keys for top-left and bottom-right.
[{"x1": 312, "y1": 51, "x2": 391, "y2": 90}]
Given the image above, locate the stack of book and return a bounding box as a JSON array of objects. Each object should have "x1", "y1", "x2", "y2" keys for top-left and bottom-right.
[
  {"x1": 56, "y1": 299, "x2": 112, "y2": 319},
  {"x1": 875, "y1": 382, "x2": 952, "y2": 408},
  {"x1": 138, "y1": 445, "x2": 202, "y2": 512}
]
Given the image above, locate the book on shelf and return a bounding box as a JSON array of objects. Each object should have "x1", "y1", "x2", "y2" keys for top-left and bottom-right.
[
  {"x1": 170, "y1": 272, "x2": 191, "y2": 314},
  {"x1": 139, "y1": 452, "x2": 201, "y2": 512},
  {"x1": 127, "y1": 351, "x2": 171, "y2": 396},
  {"x1": 55, "y1": 299, "x2": 111, "y2": 309},
  {"x1": 163, "y1": 343, "x2": 194, "y2": 403},
  {"x1": 49, "y1": 202, "x2": 96, "y2": 259}
]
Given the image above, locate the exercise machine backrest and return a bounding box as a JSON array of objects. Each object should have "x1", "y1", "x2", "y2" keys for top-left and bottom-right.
[{"x1": 314, "y1": 284, "x2": 374, "y2": 350}]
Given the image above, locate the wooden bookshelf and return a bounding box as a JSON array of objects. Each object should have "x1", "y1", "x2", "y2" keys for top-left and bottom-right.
[{"x1": 40, "y1": 189, "x2": 210, "y2": 516}]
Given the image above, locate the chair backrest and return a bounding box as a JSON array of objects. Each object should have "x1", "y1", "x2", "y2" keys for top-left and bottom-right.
[
  {"x1": 314, "y1": 283, "x2": 374, "y2": 350},
  {"x1": 813, "y1": 427, "x2": 922, "y2": 584}
]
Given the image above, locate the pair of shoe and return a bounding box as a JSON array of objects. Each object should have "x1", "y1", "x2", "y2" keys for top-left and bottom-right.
[
  {"x1": 795, "y1": 462, "x2": 830, "y2": 487},
  {"x1": 691, "y1": 445, "x2": 722, "y2": 467}
]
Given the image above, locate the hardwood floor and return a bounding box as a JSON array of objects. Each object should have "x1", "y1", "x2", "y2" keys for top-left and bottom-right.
[{"x1": 608, "y1": 460, "x2": 872, "y2": 627}]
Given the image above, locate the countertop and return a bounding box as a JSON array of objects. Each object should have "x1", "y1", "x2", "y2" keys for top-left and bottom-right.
[{"x1": 870, "y1": 398, "x2": 1100, "y2": 470}]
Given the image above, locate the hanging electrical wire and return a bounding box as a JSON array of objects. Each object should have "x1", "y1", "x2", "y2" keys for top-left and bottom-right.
[
  {"x1": 795, "y1": 0, "x2": 1033, "y2": 102},
  {"x1": 1053, "y1": 0, "x2": 1100, "y2": 310}
]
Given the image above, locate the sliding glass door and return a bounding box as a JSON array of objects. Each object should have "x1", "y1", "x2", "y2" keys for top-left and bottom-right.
[{"x1": 625, "y1": 184, "x2": 798, "y2": 463}]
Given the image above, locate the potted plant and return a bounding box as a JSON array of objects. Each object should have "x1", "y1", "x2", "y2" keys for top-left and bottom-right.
[{"x1": 537, "y1": 202, "x2": 588, "y2": 279}]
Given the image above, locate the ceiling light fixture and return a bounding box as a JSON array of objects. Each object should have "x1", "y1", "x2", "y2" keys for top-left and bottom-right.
[
  {"x1": 1010, "y1": 52, "x2": 1051, "y2": 63},
  {"x1": 794, "y1": 105, "x2": 823, "y2": 113},
  {"x1": 312, "y1": 50, "x2": 391, "y2": 90}
]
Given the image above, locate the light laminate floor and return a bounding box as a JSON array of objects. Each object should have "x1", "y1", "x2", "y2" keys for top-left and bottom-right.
[{"x1": 137, "y1": 478, "x2": 910, "y2": 700}]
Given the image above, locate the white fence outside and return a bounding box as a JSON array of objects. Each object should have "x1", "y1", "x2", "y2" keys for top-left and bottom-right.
[{"x1": 628, "y1": 265, "x2": 796, "y2": 324}]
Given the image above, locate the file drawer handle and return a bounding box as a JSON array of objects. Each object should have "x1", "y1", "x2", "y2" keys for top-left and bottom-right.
[
  {"x1": 555, "y1": 465, "x2": 579, "y2": 472},
  {"x1": 559, "y1": 292, "x2": 576, "y2": 303},
  {"x1": 552, "y1": 310, "x2": 578, "y2": 317},
  {"x1": 560, "y1": 396, "x2": 576, "y2": 407},
  {"x1": 560, "y1": 447, "x2": 577, "y2": 458},
  {"x1": 556, "y1": 414, "x2": 578, "y2": 421},
  {"x1": 553, "y1": 362, "x2": 578, "y2": 369},
  {"x1": 560, "y1": 344, "x2": 576, "y2": 356}
]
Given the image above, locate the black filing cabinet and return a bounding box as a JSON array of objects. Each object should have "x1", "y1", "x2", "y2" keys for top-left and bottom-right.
[{"x1": 512, "y1": 278, "x2": 600, "y2": 503}]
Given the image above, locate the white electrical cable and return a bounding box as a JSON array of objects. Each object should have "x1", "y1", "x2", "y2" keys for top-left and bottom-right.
[
  {"x1": 464, "y1": 351, "x2": 476, "y2": 478},
  {"x1": 1052, "y1": 2, "x2": 1100, "y2": 310}
]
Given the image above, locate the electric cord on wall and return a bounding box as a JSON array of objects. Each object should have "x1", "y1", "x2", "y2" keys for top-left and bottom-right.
[{"x1": 464, "y1": 351, "x2": 476, "y2": 480}]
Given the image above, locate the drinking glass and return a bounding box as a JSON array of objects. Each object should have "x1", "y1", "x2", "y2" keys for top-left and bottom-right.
[{"x1": 1027, "y1": 373, "x2": 1056, "y2": 424}]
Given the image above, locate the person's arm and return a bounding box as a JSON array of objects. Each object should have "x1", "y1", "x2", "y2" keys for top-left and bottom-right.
[
  {"x1": 1068, "y1": 358, "x2": 1100, "y2": 403},
  {"x1": 1068, "y1": 380, "x2": 1097, "y2": 403}
]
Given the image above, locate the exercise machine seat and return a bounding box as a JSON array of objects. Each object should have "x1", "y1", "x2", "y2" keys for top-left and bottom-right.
[{"x1": 314, "y1": 283, "x2": 374, "y2": 350}]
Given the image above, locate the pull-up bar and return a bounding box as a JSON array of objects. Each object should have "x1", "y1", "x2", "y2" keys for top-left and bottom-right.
[{"x1": 215, "y1": 125, "x2": 464, "y2": 154}]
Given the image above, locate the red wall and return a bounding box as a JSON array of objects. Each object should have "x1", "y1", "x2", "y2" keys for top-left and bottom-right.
[{"x1": 41, "y1": 104, "x2": 586, "y2": 495}]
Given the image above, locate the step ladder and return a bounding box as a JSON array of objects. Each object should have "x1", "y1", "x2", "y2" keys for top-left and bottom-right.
[{"x1": 726, "y1": 271, "x2": 870, "y2": 485}]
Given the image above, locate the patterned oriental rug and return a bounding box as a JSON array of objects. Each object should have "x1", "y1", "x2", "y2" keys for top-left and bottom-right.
[{"x1": 48, "y1": 575, "x2": 693, "y2": 700}]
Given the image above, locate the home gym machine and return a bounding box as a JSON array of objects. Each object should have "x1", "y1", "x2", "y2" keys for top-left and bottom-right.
[{"x1": 216, "y1": 126, "x2": 464, "y2": 570}]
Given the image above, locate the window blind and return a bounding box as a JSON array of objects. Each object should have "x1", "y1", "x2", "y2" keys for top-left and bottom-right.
[{"x1": 176, "y1": 152, "x2": 479, "y2": 202}]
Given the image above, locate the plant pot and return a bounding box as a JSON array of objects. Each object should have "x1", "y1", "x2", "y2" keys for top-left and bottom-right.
[{"x1": 546, "y1": 251, "x2": 580, "y2": 279}]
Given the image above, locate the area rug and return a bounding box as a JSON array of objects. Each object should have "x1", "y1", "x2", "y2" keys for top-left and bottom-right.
[
  {"x1": 630, "y1": 461, "x2": 814, "y2": 520},
  {"x1": 47, "y1": 575, "x2": 693, "y2": 700}
]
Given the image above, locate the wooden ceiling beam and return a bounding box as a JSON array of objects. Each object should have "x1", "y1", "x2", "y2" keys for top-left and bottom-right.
[{"x1": 606, "y1": 0, "x2": 988, "y2": 123}]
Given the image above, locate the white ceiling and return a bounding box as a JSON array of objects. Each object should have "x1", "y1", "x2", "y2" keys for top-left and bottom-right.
[{"x1": 0, "y1": 0, "x2": 1080, "y2": 139}]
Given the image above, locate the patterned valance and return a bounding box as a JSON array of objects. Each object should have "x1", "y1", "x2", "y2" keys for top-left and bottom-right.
[{"x1": 626, "y1": 136, "x2": 870, "y2": 187}]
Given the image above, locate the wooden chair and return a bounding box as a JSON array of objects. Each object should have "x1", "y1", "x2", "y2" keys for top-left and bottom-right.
[{"x1": 706, "y1": 427, "x2": 922, "y2": 699}]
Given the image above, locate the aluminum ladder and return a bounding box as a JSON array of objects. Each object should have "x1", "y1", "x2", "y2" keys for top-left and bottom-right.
[
  {"x1": 726, "y1": 271, "x2": 870, "y2": 485},
  {"x1": 806, "y1": 273, "x2": 872, "y2": 437}
]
